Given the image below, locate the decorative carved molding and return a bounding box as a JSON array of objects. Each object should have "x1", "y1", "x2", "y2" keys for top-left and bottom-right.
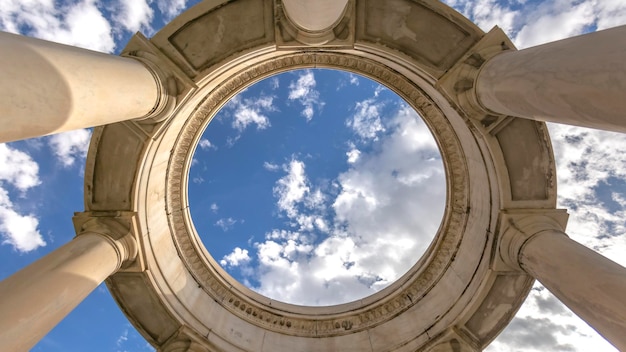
[{"x1": 165, "y1": 52, "x2": 472, "y2": 337}]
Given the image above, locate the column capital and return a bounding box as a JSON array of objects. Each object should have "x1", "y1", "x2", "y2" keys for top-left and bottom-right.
[
  {"x1": 72, "y1": 211, "x2": 141, "y2": 271},
  {"x1": 124, "y1": 50, "x2": 178, "y2": 124},
  {"x1": 438, "y1": 26, "x2": 515, "y2": 128},
  {"x1": 492, "y1": 209, "x2": 569, "y2": 272}
]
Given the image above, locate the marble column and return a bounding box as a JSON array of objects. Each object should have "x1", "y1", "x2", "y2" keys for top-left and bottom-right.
[
  {"x1": 0, "y1": 31, "x2": 167, "y2": 143},
  {"x1": 0, "y1": 223, "x2": 136, "y2": 351},
  {"x1": 500, "y1": 216, "x2": 626, "y2": 350},
  {"x1": 475, "y1": 25, "x2": 626, "y2": 132}
]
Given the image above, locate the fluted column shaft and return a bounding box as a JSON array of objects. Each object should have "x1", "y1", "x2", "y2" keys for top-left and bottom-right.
[
  {"x1": 518, "y1": 229, "x2": 626, "y2": 350},
  {"x1": 0, "y1": 230, "x2": 134, "y2": 351},
  {"x1": 0, "y1": 31, "x2": 163, "y2": 143},
  {"x1": 476, "y1": 25, "x2": 626, "y2": 132}
]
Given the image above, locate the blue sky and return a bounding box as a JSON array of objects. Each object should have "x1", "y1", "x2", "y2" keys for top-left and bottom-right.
[
  {"x1": 189, "y1": 69, "x2": 445, "y2": 305},
  {"x1": 1, "y1": 0, "x2": 626, "y2": 351}
]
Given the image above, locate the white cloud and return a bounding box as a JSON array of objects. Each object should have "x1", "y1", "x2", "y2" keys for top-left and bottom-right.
[
  {"x1": 513, "y1": 1, "x2": 595, "y2": 48},
  {"x1": 347, "y1": 98, "x2": 385, "y2": 141},
  {"x1": 594, "y1": 0, "x2": 626, "y2": 30},
  {"x1": 112, "y1": 0, "x2": 153, "y2": 34},
  {"x1": 233, "y1": 107, "x2": 270, "y2": 131},
  {"x1": 116, "y1": 328, "x2": 128, "y2": 347},
  {"x1": 198, "y1": 138, "x2": 216, "y2": 150},
  {"x1": 349, "y1": 73, "x2": 359, "y2": 86},
  {"x1": 227, "y1": 103, "x2": 445, "y2": 306},
  {"x1": 346, "y1": 149, "x2": 361, "y2": 164},
  {"x1": 226, "y1": 94, "x2": 275, "y2": 132},
  {"x1": 47, "y1": 129, "x2": 91, "y2": 167},
  {"x1": 0, "y1": 0, "x2": 116, "y2": 53},
  {"x1": 156, "y1": 0, "x2": 187, "y2": 21},
  {"x1": 0, "y1": 144, "x2": 44, "y2": 252},
  {"x1": 448, "y1": 0, "x2": 519, "y2": 37},
  {"x1": 114, "y1": 323, "x2": 154, "y2": 352},
  {"x1": 269, "y1": 77, "x2": 280, "y2": 90},
  {"x1": 288, "y1": 70, "x2": 323, "y2": 121},
  {"x1": 263, "y1": 161, "x2": 279, "y2": 171},
  {"x1": 336, "y1": 73, "x2": 361, "y2": 91},
  {"x1": 226, "y1": 135, "x2": 241, "y2": 147},
  {"x1": 273, "y1": 159, "x2": 310, "y2": 219},
  {"x1": 220, "y1": 247, "x2": 251, "y2": 267},
  {"x1": 215, "y1": 217, "x2": 237, "y2": 232},
  {"x1": 0, "y1": 144, "x2": 40, "y2": 191},
  {"x1": 0, "y1": 188, "x2": 45, "y2": 252},
  {"x1": 548, "y1": 123, "x2": 626, "y2": 267},
  {"x1": 210, "y1": 203, "x2": 219, "y2": 213},
  {"x1": 373, "y1": 84, "x2": 387, "y2": 97},
  {"x1": 332, "y1": 105, "x2": 444, "y2": 276},
  {"x1": 443, "y1": 0, "x2": 626, "y2": 50}
]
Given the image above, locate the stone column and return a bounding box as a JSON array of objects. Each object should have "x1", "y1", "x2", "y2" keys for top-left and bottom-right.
[
  {"x1": 499, "y1": 215, "x2": 626, "y2": 350},
  {"x1": 0, "y1": 220, "x2": 136, "y2": 351},
  {"x1": 475, "y1": 25, "x2": 626, "y2": 132},
  {"x1": 0, "y1": 31, "x2": 170, "y2": 143}
]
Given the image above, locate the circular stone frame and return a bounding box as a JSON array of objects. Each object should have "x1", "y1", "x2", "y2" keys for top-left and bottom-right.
[
  {"x1": 84, "y1": 1, "x2": 556, "y2": 351},
  {"x1": 169, "y1": 53, "x2": 470, "y2": 336}
]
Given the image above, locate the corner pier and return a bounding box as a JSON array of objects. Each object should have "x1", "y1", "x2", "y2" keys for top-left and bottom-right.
[{"x1": 1, "y1": 1, "x2": 626, "y2": 351}]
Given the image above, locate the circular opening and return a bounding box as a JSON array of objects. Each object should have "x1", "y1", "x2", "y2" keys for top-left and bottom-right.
[{"x1": 188, "y1": 69, "x2": 446, "y2": 306}]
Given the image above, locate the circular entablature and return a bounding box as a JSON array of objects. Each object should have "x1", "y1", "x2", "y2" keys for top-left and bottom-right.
[
  {"x1": 166, "y1": 52, "x2": 473, "y2": 338},
  {"x1": 186, "y1": 68, "x2": 447, "y2": 307}
]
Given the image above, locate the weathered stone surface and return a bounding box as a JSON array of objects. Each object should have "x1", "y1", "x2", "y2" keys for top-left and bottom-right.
[{"x1": 355, "y1": 0, "x2": 481, "y2": 78}]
